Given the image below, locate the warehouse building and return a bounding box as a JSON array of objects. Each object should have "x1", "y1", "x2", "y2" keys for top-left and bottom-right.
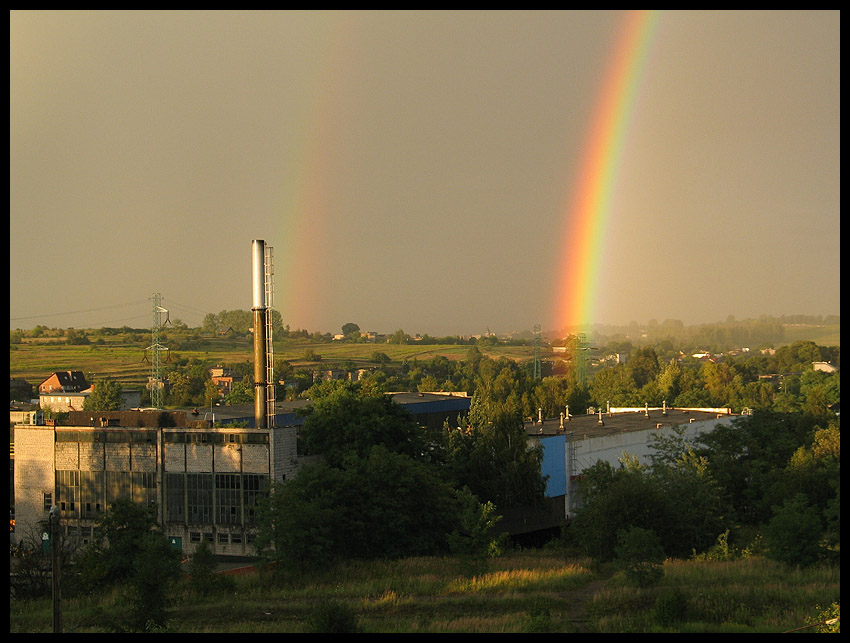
[
  {"x1": 500, "y1": 405, "x2": 740, "y2": 537},
  {"x1": 11, "y1": 392, "x2": 471, "y2": 557}
]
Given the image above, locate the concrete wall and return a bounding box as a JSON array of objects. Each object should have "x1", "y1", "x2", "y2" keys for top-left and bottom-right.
[{"x1": 12, "y1": 426, "x2": 55, "y2": 544}]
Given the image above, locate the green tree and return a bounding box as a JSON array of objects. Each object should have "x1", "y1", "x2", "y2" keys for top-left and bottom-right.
[
  {"x1": 129, "y1": 531, "x2": 183, "y2": 629},
  {"x1": 764, "y1": 493, "x2": 823, "y2": 567},
  {"x1": 389, "y1": 329, "x2": 409, "y2": 344},
  {"x1": 225, "y1": 379, "x2": 254, "y2": 405},
  {"x1": 298, "y1": 381, "x2": 430, "y2": 467},
  {"x1": 445, "y1": 395, "x2": 546, "y2": 510},
  {"x1": 569, "y1": 458, "x2": 668, "y2": 561},
  {"x1": 447, "y1": 487, "x2": 504, "y2": 576},
  {"x1": 186, "y1": 539, "x2": 235, "y2": 597},
  {"x1": 73, "y1": 499, "x2": 182, "y2": 629},
  {"x1": 341, "y1": 322, "x2": 361, "y2": 340},
  {"x1": 256, "y1": 446, "x2": 460, "y2": 573},
  {"x1": 83, "y1": 379, "x2": 123, "y2": 411},
  {"x1": 627, "y1": 347, "x2": 660, "y2": 388}
]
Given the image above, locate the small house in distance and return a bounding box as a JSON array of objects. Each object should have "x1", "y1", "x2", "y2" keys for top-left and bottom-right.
[{"x1": 38, "y1": 371, "x2": 89, "y2": 395}]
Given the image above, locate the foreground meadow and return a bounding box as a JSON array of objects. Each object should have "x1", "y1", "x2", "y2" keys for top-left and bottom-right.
[{"x1": 9, "y1": 552, "x2": 839, "y2": 633}]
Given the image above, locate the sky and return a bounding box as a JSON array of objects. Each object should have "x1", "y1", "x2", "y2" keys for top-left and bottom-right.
[{"x1": 10, "y1": 10, "x2": 840, "y2": 338}]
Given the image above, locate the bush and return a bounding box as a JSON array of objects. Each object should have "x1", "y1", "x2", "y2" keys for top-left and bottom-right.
[
  {"x1": 185, "y1": 540, "x2": 235, "y2": 596},
  {"x1": 613, "y1": 526, "x2": 666, "y2": 588},
  {"x1": 764, "y1": 494, "x2": 823, "y2": 567},
  {"x1": 524, "y1": 598, "x2": 555, "y2": 633},
  {"x1": 651, "y1": 587, "x2": 689, "y2": 626},
  {"x1": 306, "y1": 599, "x2": 360, "y2": 633}
]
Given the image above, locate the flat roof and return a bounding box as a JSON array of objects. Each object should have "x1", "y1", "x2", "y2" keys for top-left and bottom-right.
[{"x1": 525, "y1": 408, "x2": 738, "y2": 439}]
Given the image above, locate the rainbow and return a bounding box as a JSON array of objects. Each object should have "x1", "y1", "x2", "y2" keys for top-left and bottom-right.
[
  {"x1": 551, "y1": 10, "x2": 661, "y2": 336},
  {"x1": 274, "y1": 14, "x2": 359, "y2": 331}
]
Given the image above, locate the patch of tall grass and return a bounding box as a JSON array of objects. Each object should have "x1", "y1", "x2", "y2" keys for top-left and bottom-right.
[{"x1": 587, "y1": 557, "x2": 839, "y2": 633}]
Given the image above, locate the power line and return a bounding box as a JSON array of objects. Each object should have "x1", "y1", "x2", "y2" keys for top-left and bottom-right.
[{"x1": 10, "y1": 300, "x2": 150, "y2": 322}]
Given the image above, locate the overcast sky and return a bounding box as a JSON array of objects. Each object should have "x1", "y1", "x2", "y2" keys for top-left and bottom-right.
[{"x1": 10, "y1": 10, "x2": 840, "y2": 337}]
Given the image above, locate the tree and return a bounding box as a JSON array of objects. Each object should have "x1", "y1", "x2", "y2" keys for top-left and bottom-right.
[
  {"x1": 444, "y1": 395, "x2": 546, "y2": 511},
  {"x1": 389, "y1": 329, "x2": 410, "y2": 344},
  {"x1": 74, "y1": 499, "x2": 181, "y2": 628},
  {"x1": 764, "y1": 494, "x2": 824, "y2": 567},
  {"x1": 447, "y1": 487, "x2": 504, "y2": 576},
  {"x1": 256, "y1": 446, "x2": 461, "y2": 573},
  {"x1": 186, "y1": 539, "x2": 235, "y2": 597},
  {"x1": 568, "y1": 458, "x2": 669, "y2": 560},
  {"x1": 83, "y1": 379, "x2": 123, "y2": 411},
  {"x1": 129, "y1": 531, "x2": 183, "y2": 629},
  {"x1": 627, "y1": 347, "x2": 660, "y2": 388},
  {"x1": 341, "y1": 322, "x2": 360, "y2": 340},
  {"x1": 298, "y1": 381, "x2": 430, "y2": 467},
  {"x1": 225, "y1": 379, "x2": 254, "y2": 405}
]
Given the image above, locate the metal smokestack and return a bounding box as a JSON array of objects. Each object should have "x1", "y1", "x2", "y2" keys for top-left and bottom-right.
[{"x1": 252, "y1": 240, "x2": 268, "y2": 429}]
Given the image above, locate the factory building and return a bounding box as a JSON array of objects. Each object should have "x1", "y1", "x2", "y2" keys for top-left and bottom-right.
[
  {"x1": 11, "y1": 392, "x2": 471, "y2": 557},
  {"x1": 500, "y1": 405, "x2": 740, "y2": 536}
]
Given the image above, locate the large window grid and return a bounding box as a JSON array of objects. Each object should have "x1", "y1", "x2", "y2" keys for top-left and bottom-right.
[
  {"x1": 216, "y1": 474, "x2": 242, "y2": 525},
  {"x1": 165, "y1": 473, "x2": 185, "y2": 522},
  {"x1": 57, "y1": 470, "x2": 157, "y2": 519},
  {"x1": 186, "y1": 473, "x2": 214, "y2": 525},
  {"x1": 165, "y1": 473, "x2": 268, "y2": 528}
]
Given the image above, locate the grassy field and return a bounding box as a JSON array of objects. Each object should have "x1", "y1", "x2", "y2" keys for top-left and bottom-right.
[
  {"x1": 9, "y1": 552, "x2": 840, "y2": 633},
  {"x1": 9, "y1": 322, "x2": 838, "y2": 390},
  {"x1": 9, "y1": 334, "x2": 535, "y2": 389},
  {"x1": 781, "y1": 323, "x2": 841, "y2": 346}
]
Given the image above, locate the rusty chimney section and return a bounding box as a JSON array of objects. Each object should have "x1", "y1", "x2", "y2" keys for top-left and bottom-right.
[{"x1": 252, "y1": 240, "x2": 268, "y2": 429}]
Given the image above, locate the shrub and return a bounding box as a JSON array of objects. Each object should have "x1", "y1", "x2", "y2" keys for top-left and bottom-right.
[
  {"x1": 613, "y1": 526, "x2": 666, "y2": 588},
  {"x1": 651, "y1": 587, "x2": 689, "y2": 626},
  {"x1": 764, "y1": 494, "x2": 823, "y2": 567},
  {"x1": 306, "y1": 599, "x2": 360, "y2": 633},
  {"x1": 524, "y1": 598, "x2": 555, "y2": 633}
]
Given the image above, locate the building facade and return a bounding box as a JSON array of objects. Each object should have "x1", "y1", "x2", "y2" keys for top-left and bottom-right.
[{"x1": 13, "y1": 411, "x2": 297, "y2": 557}]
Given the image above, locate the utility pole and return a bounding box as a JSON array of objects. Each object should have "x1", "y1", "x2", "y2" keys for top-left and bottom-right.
[
  {"x1": 533, "y1": 324, "x2": 542, "y2": 380},
  {"x1": 49, "y1": 505, "x2": 62, "y2": 633}
]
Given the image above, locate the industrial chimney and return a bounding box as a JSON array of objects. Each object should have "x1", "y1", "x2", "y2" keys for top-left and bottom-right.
[{"x1": 252, "y1": 240, "x2": 269, "y2": 429}]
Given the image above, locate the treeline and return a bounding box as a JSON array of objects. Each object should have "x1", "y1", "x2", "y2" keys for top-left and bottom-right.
[
  {"x1": 112, "y1": 338, "x2": 839, "y2": 419},
  {"x1": 592, "y1": 314, "x2": 838, "y2": 352},
  {"x1": 566, "y1": 410, "x2": 840, "y2": 569}
]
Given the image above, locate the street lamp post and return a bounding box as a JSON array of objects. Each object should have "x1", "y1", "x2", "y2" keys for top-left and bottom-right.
[{"x1": 49, "y1": 505, "x2": 62, "y2": 633}]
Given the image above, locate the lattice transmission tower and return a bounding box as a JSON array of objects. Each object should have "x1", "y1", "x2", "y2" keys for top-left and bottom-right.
[
  {"x1": 145, "y1": 293, "x2": 170, "y2": 409},
  {"x1": 576, "y1": 332, "x2": 589, "y2": 386},
  {"x1": 533, "y1": 324, "x2": 542, "y2": 380}
]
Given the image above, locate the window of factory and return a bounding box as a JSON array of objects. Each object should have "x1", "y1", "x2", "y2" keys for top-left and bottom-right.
[
  {"x1": 56, "y1": 470, "x2": 80, "y2": 518},
  {"x1": 190, "y1": 531, "x2": 201, "y2": 543},
  {"x1": 131, "y1": 471, "x2": 157, "y2": 506},
  {"x1": 79, "y1": 471, "x2": 104, "y2": 520},
  {"x1": 105, "y1": 471, "x2": 131, "y2": 506},
  {"x1": 243, "y1": 474, "x2": 268, "y2": 524},
  {"x1": 216, "y1": 473, "x2": 241, "y2": 525},
  {"x1": 43, "y1": 492, "x2": 52, "y2": 512},
  {"x1": 186, "y1": 473, "x2": 214, "y2": 525},
  {"x1": 131, "y1": 431, "x2": 156, "y2": 443},
  {"x1": 217, "y1": 532, "x2": 229, "y2": 544},
  {"x1": 165, "y1": 473, "x2": 185, "y2": 522}
]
